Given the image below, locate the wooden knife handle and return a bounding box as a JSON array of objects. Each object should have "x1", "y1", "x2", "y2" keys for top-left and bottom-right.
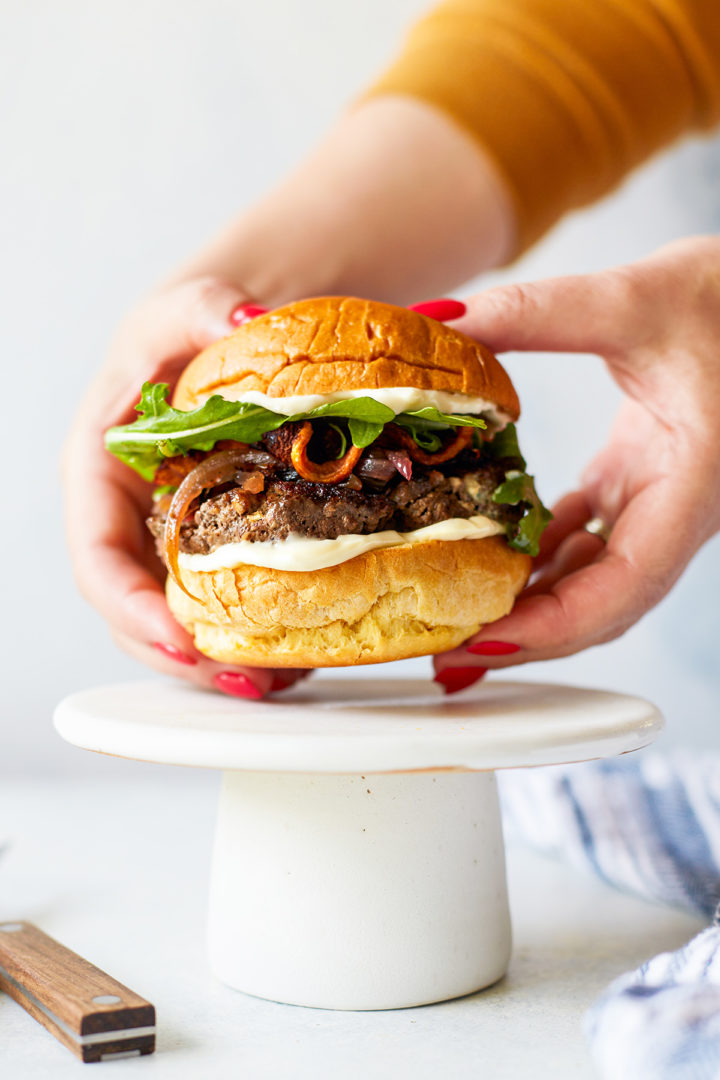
[{"x1": 0, "y1": 921, "x2": 155, "y2": 1062}]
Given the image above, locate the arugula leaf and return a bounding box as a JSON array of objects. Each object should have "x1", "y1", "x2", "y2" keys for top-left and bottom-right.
[
  {"x1": 301, "y1": 398, "x2": 394, "y2": 424},
  {"x1": 105, "y1": 384, "x2": 490, "y2": 478},
  {"x1": 345, "y1": 418, "x2": 381, "y2": 447},
  {"x1": 492, "y1": 469, "x2": 552, "y2": 557},
  {"x1": 391, "y1": 420, "x2": 443, "y2": 452},
  {"x1": 105, "y1": 383, "x2": 288, "y2": 480},
  {"x1": 485, "y1": 422, "x2": 526, "y2": 468},
  {"x1": 393, "y1": 408, "x2": 487, "y2": 453},
  {"x1": 298, "y1": 399, "x2": 394, "y2": 449},
  {"x1": 327, "y1": 422, "x2": 347, "y2": 459},
  {"x1": 485, "y1": 423, "x2": 552, "y2": 556},
  {"x1": 395, "y1": 407, "x2": 487, "y2": 430}
]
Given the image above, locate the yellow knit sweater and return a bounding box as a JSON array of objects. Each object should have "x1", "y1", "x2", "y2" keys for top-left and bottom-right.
[{"x1": 370, "y1": 0, "x2": 720, "y2": 254}]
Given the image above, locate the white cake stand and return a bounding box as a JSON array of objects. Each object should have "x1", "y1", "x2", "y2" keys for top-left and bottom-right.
[{"x1": 54, "y1": 678, "x2": 662, "y2": 1011}]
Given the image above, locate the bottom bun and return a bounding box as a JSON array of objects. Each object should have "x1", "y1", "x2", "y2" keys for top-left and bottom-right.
[{"x1": 166, "y1": 535, "x2": 531, "y2": 668}]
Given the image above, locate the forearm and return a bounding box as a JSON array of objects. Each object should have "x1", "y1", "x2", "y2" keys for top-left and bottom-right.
[{"x1": 173, "y1": 97, "x2": 516, "y2": 305}]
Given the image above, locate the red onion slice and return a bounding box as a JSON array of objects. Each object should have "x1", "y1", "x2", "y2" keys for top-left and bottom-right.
[
  {"x1": 163, "y1": 449, "x2": 258, "y2": 599},
  {"x1": 386, "y1": 449, "x2": 413, "y2": 480}
]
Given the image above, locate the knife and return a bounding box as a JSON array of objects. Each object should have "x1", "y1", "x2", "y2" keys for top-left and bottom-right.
[{"x1": 0, "y1": 921, "x2": 156, "y2": 1062}]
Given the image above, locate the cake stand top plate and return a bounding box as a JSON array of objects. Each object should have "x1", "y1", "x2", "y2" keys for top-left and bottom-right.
[{"x1": 53, "y1": 678, "x2": 662, "y2": 774}]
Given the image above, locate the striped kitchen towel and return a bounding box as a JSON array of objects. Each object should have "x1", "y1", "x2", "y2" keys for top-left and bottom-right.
[{"x1": 500, "y1": 754, "x2": 720, "y2": 1080}]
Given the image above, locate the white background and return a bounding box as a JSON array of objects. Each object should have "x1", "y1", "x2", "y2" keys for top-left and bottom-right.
[{"x1": 2, "y1": 0, "x2": 719, "y2": 776}]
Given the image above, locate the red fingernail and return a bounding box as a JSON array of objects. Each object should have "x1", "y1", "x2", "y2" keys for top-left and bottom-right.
[
  {"x1": 467, "y1": 641, "x2": 521, "y2": 656},
  {"x1": 408, "y1": 299, "x2": 466, "y2": 322},
  {"x1": 214, "y1": 672, "x2": 263, "y2": 699},
  {"x1": 153, "y1": 642, "x2": 197, "y2": 666},
  {"x1": 433, "y1": 666, "x2": 488, "y2": 695},
  {"x1": 230, "y1": 303, "x2": 268, "y2": 326}
]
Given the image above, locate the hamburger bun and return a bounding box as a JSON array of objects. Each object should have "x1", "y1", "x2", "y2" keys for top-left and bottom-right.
[
  {"x1": 167, "y1": 535, "x2": 529, "y2": 668},
  {"x1": 166, "y1": 297, "x2": 530, "y2": 667},
  {"x1": 173, "y1": 295, "x2": 520, "y2": 418}
]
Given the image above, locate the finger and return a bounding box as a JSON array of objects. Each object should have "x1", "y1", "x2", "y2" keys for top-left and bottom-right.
[
  {"x1": 135, "y1": 277, "x2": 248, "y2": 359},
  {"x1": 268, "y1": 669, "x2": 315, "y2": 693},
  {"x1": 435, "y1": 477, "x2": 703, "y2": 671},
  {"x1": 533, "y1": 491, "x2": 593, "y2": 568},
  {"x1": 523, "y1": 529, "x2": 606, "y2": 598},
  {"x1": 454, "y1": 267, "x2": 646, "y2": 357},
  {"x1": 112, "y1": 629, "x2": 278, "y2": 699},
  {"x1": 84, "y1": 277, "x2": 250, "y2": 423}
]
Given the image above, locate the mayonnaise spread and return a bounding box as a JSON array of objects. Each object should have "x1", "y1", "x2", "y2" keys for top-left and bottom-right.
[
  {"x1": 178, "y1": 514, "x2": 505, "y2": 574},
  {"x1": 210, "y1": 386, "x2": 509, "y2": 426}
]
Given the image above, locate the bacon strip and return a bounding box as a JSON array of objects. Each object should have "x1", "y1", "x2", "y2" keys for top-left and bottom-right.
[
  {"x1": 290, "y1": 422, "x2": 363, "y2": 483},
  {"x1": 388, "y1": 424, "x2": 474, "y2": 465}
]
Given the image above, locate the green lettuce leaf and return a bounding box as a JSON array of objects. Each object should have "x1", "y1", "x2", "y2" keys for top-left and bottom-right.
[
  {"x1": 395, "y1": 406, "x2": 487, "y2": 429},
  {"x1": 104, "y1": 383, "x2": 290, "y2": 480},
  {"x1": 105, "y1": 384, "x2": 487, "y2": 478},
  {"x1": 393, "y1": 407, "x2": 487, "y2": 453},
  {"x1": 485, "y1": 422, "x2": 526, "y2": 469},
  {"x1": 490, "y1": 424, "x2": 553, "y2": 556}
]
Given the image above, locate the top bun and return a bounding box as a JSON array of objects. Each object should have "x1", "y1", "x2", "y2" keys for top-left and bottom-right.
[{"x1": 173, "y1": 296, "x2": 520, "y2": 419}]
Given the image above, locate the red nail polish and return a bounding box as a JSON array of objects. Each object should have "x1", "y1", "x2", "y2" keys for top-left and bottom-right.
[
  {"x1": 230, "y1": 303, "x2": 268, "y2": 326},
  {"x1": 408, "y1": 299, "x2": 466, "y2": 322},
  {"x1": 434, "y1": 666, "x2": 488, "y2": 695},
  {"x1": 153, "y1": 642, "x2": 197, "y2": 666},
  {"x1": 467, "y1": 641, "x2": 521, "y2": 656},
  {"x1": 213, "y1": 672, "x2": 263, "y2": 699}
]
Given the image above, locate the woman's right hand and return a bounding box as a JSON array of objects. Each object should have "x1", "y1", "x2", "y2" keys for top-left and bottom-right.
[{"x1": 63, "y1": 277, "x2": 308, "y2": 698}]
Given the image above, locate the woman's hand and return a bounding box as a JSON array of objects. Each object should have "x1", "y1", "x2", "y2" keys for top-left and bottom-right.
[
  {"x1": 63, "y1": 277, "x2": 308, "y2": 698},
  {"x1": 434, "y1": 237, "x2": 720, "y2": 690}
]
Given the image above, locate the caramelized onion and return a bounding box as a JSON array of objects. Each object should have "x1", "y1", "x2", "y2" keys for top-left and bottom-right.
[
  {"x1": 356, "y1": 449, "x2": 397, "y2": 483},
  {"x1": 388, "y1": 424, "x2": 474, "y2": 465},
  {"x1": 164, "y1": 449, "x2": 260, "y2": 599},
  {"x1": 290, "y1": 421, "x2": 363, "y2": 483},
  {"x1": 386, "y1": 449, "x2": 413, "y2": 480}
]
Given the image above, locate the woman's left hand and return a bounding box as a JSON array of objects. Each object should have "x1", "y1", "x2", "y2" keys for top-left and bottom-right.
[{"x1": 434, "y1": 237, "x2": 720, "y2": 691}]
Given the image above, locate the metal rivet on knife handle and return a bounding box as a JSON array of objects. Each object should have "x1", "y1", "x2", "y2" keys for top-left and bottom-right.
[{"x1": 0, "y1": 921, "x2": 155, "y2": 1062}]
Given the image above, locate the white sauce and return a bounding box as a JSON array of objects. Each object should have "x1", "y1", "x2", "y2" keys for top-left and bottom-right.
[
  {"x1": 178, "y1": 514, "x2": 505, "y2": 574},
  {"x1": 211, "y1": 386, "x2": 510, "y2": 425}
]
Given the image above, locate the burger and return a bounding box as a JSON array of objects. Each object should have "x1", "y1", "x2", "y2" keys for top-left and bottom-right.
[{"x1": 105, "y1": 297, "x2": 550, "y2": 667}]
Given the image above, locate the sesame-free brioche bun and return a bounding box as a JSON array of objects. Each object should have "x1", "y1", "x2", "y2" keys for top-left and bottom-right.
[
  {"x1": 166, "y1": 296, "x2": 529, "y2": 667},
  {"x1": 173, "y1": 295, "x2": 520, "y2": 419},
  {"x1": 166, "y1": 536, "x2": 530, "y2": 668}
]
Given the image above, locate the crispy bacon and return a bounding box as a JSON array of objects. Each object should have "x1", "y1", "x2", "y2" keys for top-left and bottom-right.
[
  {"x1": 387, "y1": 424, "x2": 474, "y2": 465},
  {"x1": 290, "y1": 421, "x2": 363, "y2": 483}
]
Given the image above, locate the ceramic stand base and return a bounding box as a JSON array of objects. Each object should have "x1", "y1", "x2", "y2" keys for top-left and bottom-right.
[
  {"x1": 208, "y1": 770, "x2": 510, "y2": 1010},
  {"x1": 54, "y1": 678, "x2": 663, "y2": 1012}
]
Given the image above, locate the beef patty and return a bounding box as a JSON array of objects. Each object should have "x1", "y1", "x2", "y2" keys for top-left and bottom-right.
[{"x1": 148, "y1": 460, "x2": 520, "y2": 556}]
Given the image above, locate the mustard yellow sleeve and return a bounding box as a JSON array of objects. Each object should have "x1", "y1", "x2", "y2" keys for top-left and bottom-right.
[{"x1": 368, "y1": 0, "x2": 720, "y2": 255}]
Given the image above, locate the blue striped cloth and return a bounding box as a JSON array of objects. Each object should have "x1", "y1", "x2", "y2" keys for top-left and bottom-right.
[{"x1": 500, "y1": 754, "x2": 720, "y2": 1080}]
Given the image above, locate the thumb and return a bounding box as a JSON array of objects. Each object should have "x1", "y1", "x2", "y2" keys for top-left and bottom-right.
[
  {"x1": 138, "y1": 276, "x2": 252, "y2": 358},
  {"x1": 93, "y1": 277, "x2": 253, "y2": 422},
  {"x1": 454, "y1": 267, "x2": 643, "y2": 357}
]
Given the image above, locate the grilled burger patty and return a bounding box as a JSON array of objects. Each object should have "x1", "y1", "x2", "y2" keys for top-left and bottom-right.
[{"x1": 148, "y1": 451, "x2": 522, "y2": 556}]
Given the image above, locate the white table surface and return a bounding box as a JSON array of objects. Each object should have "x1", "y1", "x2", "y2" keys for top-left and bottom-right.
[{"x1": 0, "y1": 770, "x2": 704, "y2": 1080}]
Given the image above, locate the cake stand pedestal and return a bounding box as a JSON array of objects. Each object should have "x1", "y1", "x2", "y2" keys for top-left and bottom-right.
[{"x1": 54, "y1": 678, "x2": 661, "y2": 1011}]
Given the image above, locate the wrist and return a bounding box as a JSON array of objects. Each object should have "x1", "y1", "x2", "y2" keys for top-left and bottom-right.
[{"x1": 176, "y1": 97, "x2": 516, "y2": 306}]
